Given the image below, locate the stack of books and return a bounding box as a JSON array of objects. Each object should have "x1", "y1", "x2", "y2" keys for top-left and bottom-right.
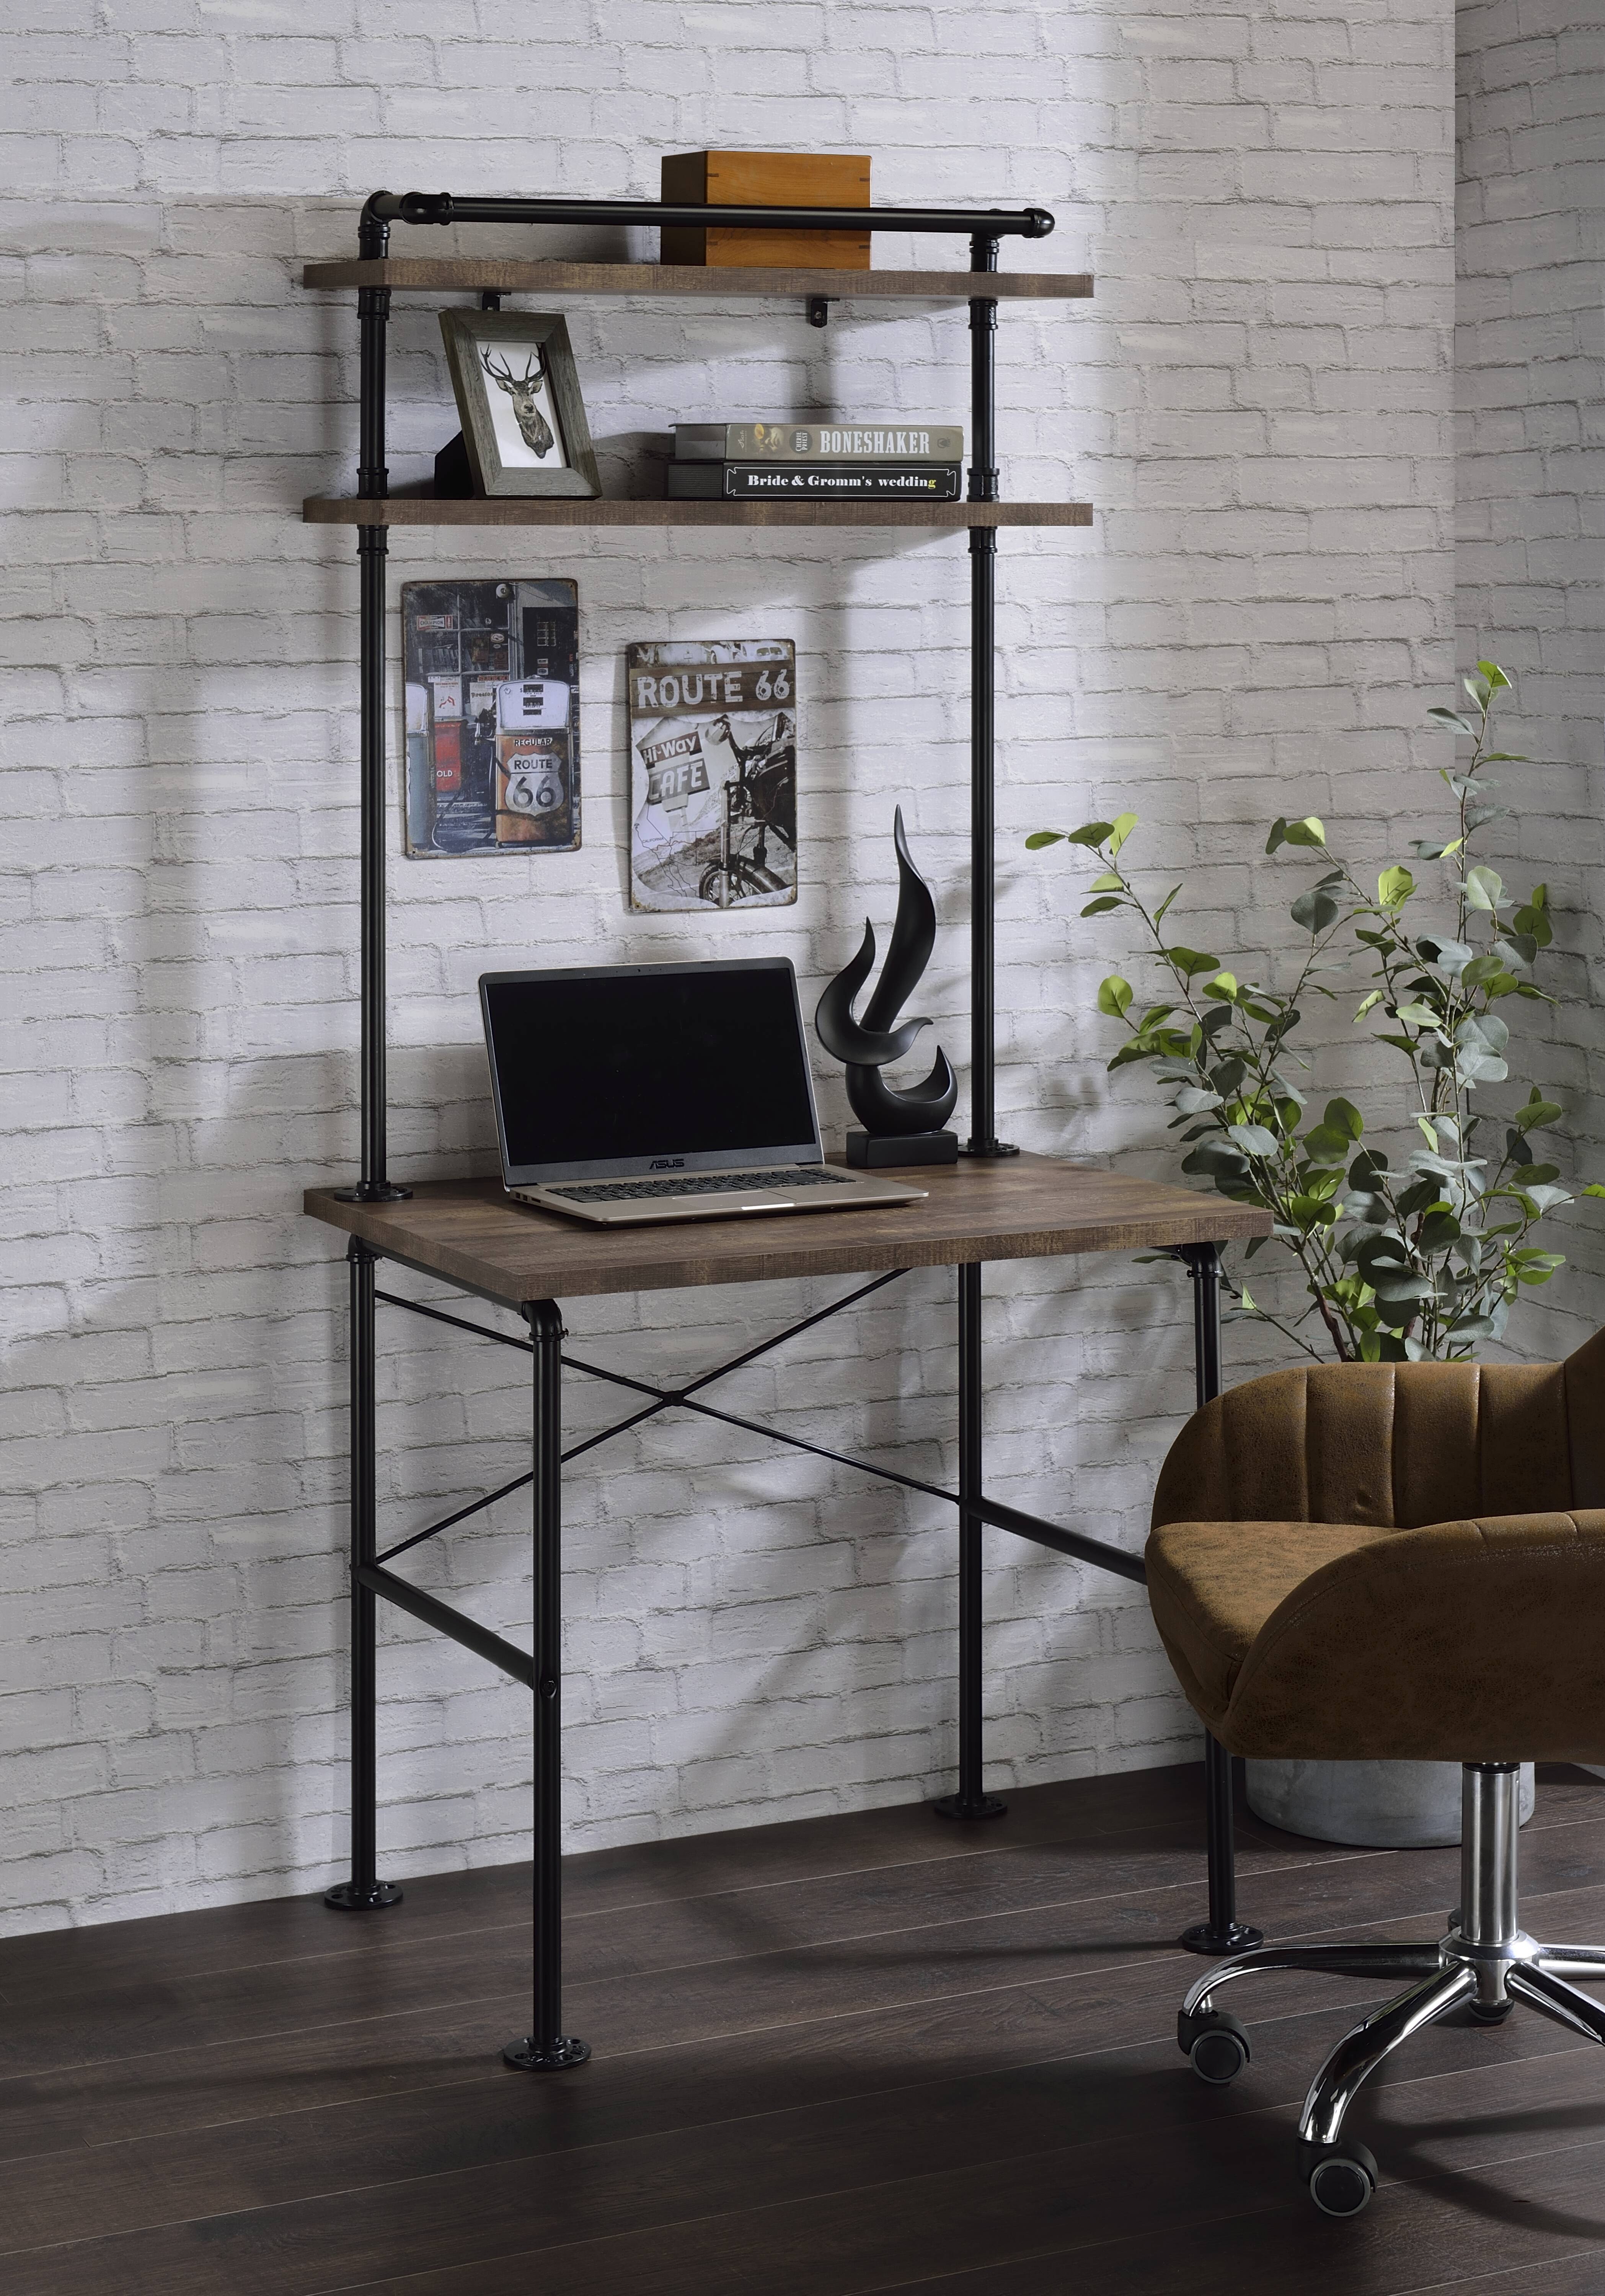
[{"x1": 666, "y1": 421, "x2": 965, "y2": 502}]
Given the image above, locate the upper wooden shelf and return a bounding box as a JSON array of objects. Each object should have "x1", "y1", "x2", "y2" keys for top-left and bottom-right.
[
  {"x1": 300, "y1": 258, "x2": 1093, "y2": 301},
  {"x1": 302, "y1": 496, "x2": 1093, "y2": 530}
]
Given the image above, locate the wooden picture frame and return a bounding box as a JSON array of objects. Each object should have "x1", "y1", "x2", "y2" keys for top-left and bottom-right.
[{"x1": 438, "y1": 310, "x2": 600, "y2": 499}]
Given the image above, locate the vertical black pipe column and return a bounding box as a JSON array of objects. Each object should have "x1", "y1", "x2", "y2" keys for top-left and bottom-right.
[
  {"x1": 325, "y1": 1238, "x2": 402, "y2": 1910},
  {"x1": 1177, "y1": 1243, "x2": 1262, "y2": 1954},
  {"x1": 961, "y1": 232, "x2": 1017, "y2": 1162},
  {"x1": 336, "y1": 202, "x2": 409, "y2": 1206},
  {"x1": 935, "y1": 1264, "x2": 1008, "y2": 1819},
  {"x1": 504, "y1": 1301, "x2": 590, "y2": 2070}
]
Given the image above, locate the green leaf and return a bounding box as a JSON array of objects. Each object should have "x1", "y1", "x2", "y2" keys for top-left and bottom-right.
[
  {"x1": 1165, "y1": 946, "x2": 1221, "y2": 979},
  {"x1": 1290, "y1": 887, "x2": 1339, "y2": 933},
  {"x1": 1396, "y1": 1000, "x2": 1442, "y2": 1028},
  {"x1": 1463, "y1": 864, "x2": 1505, "y2": 911},
  {"x1": 1354, "y1": 989, "x2": 1383, "y2": 1020},
  {"x1": 1377, "y1": 865, "x2": 1415, "y2": 910},
  {"x1": 1514, "y1": 1095, "x2": 1563, "y2": 1132},
  {"x1": 1153, "y1": 884, "x2": 1181, "y2": 929},
  {"x1": 1584, "y1": 1184, "x2": 1605, "y2": 1199},
  {"x1": 1106, "y1": 811, "x2": 1139, "y2": 857},
  {"x1": 1515, "y1": 1184, "x2": 1571, "y2": 1214},
  {"x1": 1265, "y1": 818, "x2": 1287, "y2": 855},
  {"x1": 1459, "y1": 953, "x2": 1506, "y2": 990},
  {"x1": 1325, "y1": 1097, "x2": 1364, "y2": 1140},
  {"x1": 1024, "y1": 830, "x2": 1064, "y2": 849},
  {"x1": 1477, "y1": 659, "x2": 1511, "y2": 689},
  {"x1": 1205, "y1": 972, "x2": 1240, "y2": 1002},
  {"x1": 1182, "y1": 1141, "x2": 1251, "y2": 1179},
  {"x1": 1457, "y1": 1012, "x2": 1509, "y2": 1054},
  {"x1": 1302, "y1": 1124, "x2": 1351, "y2": 1165},
  {"x1": 1228, "y1": 1123, "x2": 1279, "y2": 1156},
  {"x1": 1238, "y1": 1286, "x2": 1259, "y2": 1314},
  {"x1": 1097, "y1": 974, "x2": 1133, "y2": 1019},
  {"x1": 1419, "y1": 1208, "x2": 1461, "y2": 1250},
  {"x1": 1284, "y1": 816, "x2": 1327, "y2": 848},
  {"x1": 1513, "y1": 887, "x2": 1552, "y2": 948},
  {"x1": 1067, "y1": 820, "x2": 1116, "y2": 847},
  {"x1": 1423, "y1": 938, "x2": 1475, "y2": 974},
  {"x1": 1080, "y1": 896, "x2": 1122, "y2": 917},
  {"x1": 1372, "y1": 1271, "x2": 1435, "y2": 1306},
  {"x1": 1428, "y1": 708, "x2": 1478, "y2": 737},
  {"x1": 1087, "y1": 871, "x2": 1123, "y2": 893},
  {"x1": 1344, "y1": 1191, "x2": 1389, "y2": 1225}
]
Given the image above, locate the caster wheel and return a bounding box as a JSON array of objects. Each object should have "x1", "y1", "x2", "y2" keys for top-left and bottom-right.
[
  {"x1": 1300, "y1": 2138, "x2": 1378, "y2": 2218},
  {"x1": 1470, "y1": 1996, "x2": 1515, "y2": 2025},
  {"x1": 1178, "y1": 2006, "x2": 1251, "y2": 2085}
]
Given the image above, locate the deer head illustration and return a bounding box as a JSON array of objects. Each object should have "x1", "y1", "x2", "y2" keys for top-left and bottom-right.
[{"x1": 481, "y1": 346, "x2": 556, "y2": 459}]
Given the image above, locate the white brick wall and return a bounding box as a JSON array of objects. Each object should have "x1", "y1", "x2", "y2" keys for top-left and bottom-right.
[
  {"x1": 1457, "y1": 0, "x2": 1605, "y2": 1357},
  {"x1": 2, "y1": 0, "x2": 1466, "y2": 1934}
]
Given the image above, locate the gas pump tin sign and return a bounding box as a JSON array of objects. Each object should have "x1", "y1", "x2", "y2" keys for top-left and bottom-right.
[{"x1": 402, "y1": 579, "x2": 579, "y2": 855}]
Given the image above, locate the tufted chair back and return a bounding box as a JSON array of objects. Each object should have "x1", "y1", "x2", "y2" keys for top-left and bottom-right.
[{"x1": 1152, "y1": 1327, "x2": 1605, "y2": 1536}]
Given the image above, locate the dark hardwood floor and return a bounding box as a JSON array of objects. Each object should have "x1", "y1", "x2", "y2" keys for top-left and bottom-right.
[{"x1": 5, "y1": 1761, "x2": 1605, "y2": 2293}]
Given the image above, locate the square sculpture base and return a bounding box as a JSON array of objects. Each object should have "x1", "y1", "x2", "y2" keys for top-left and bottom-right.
[{"x1": 845, "y1": 1129, "x2": 960, "y2": 1168}]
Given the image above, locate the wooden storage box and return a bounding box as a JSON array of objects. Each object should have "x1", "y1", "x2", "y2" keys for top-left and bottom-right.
[{"x1": 660, "y1": 150, "x2": 871, "y2": 270}]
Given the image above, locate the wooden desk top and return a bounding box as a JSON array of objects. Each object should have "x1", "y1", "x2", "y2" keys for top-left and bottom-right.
[{"x1": 304, "y1": 1157, "x2": 1270, "y2": 1309}]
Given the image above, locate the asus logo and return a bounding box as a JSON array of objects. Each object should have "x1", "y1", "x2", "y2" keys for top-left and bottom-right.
[{"x1": 649, "y1": 1157, "x2": 685, "y2": 1171}]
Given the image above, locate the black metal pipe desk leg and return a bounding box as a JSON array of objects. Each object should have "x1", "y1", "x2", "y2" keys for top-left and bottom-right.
[
  {"x1": 326, "y1": 1239, "x2": 403, "y2": 1911},
  {"x1": 935, "y1": 1262, "x2": 1006, "y2": 1820},
  {"x1": 505, "y1": 1300, "x2": 590, "y2": 2070},
  {"x1": 1177, "y1": 1242, "x2": 1262, "y2": 1955}
]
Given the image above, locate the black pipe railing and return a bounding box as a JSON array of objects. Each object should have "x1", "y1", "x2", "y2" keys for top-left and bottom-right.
[{"x1": 359, "y1": 189, "x2": 1054, "y2": 246}]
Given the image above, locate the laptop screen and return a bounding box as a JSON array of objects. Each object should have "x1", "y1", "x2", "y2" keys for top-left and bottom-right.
[{"x1": 481, "y1": 960, "x2": 822, "y2": 1181}]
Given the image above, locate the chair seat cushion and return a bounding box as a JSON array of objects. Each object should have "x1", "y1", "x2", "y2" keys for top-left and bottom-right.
[
  {"x1": 1145, "y1": 1509, "x2": 1605, "y2": 1761},
  {"x1": 1146, "y1": 1519, "x2": 1388, "y2": 1721}
]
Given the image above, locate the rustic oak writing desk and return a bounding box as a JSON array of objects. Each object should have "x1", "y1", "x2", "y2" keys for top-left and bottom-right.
[{"x1": 306, "y1": 1157, "x2": 1271, "y2": 2070}]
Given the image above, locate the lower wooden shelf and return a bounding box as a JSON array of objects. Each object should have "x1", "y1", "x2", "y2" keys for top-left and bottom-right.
[{"x1": 301, "y1": 496, "x2": 1093, "y2": 529}]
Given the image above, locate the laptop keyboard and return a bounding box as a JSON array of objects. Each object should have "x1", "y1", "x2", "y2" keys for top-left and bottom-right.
[{"x1": 547, "y1": 1168, "x2": 854, "y2": 1204}]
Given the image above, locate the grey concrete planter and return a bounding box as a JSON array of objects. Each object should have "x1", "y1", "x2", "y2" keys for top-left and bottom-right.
[{"x1": 1246, "y1": 1758, "x2": 1536, "y2": 1847}]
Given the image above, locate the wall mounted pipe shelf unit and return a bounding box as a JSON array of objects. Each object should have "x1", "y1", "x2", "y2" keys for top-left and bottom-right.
[{"x1": 299, "y1": 188, "x2": 1254, "y2": 2058}]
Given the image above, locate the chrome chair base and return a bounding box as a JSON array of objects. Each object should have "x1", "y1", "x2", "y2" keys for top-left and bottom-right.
[{"x1": 1176, "y1": 1764, "x2": 1605, "y2": 2214}]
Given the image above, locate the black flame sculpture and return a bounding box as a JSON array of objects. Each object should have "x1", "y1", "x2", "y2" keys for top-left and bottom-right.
[{"x1": 814, "y1": 808, "x2": 959, "y2": 1164}]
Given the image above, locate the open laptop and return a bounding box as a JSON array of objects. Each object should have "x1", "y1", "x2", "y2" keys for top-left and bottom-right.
[{"x1": 480, "y1": 958, "x2": 930, "y2": 1226}]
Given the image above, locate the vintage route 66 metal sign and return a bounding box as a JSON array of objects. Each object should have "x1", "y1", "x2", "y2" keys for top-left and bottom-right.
[{"x1": 626, "y1": 640, "x2": 796, "y2": 912}]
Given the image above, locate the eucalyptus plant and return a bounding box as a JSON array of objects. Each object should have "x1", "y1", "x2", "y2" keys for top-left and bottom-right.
[{"x1": 1029, "y1": 661, "x2": 1600, "y2": 1363}]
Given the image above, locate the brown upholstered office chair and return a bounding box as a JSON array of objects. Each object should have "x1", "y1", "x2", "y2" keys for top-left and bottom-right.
[{"x1": 1145, "y1": 1332, "x2": 1605, "y2": 2216}]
